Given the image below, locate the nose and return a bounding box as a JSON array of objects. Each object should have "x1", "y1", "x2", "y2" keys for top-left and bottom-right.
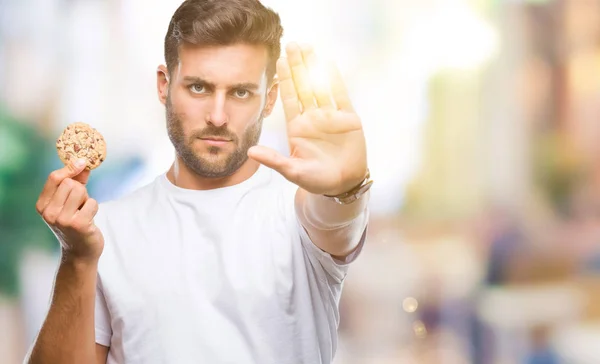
[{"x1": 206, "y1": 93, "x2": 228, "y2": 127}]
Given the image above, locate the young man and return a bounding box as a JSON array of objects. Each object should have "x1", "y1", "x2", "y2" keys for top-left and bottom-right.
[{"x1": 27, "y1": 0, "x2": 371, "y2": 363}]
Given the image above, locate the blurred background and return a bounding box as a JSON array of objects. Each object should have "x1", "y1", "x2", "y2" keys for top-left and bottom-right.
[{"x1": 1, "y1": 0, "x2": 600, "y2": 363}]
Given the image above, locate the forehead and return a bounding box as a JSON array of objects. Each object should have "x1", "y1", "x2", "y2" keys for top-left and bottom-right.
[{"x1": 174, "y1": 43, "x2": 269, "y2": 84}]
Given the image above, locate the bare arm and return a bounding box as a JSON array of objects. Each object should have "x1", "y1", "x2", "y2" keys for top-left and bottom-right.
[
  {"x1": 26, "y1": 159, "x2": 107, "y2": 363},
  {"x1": 27, "y1": 258, "x2": 102, "y2": 364},
  {"x1": 247, "y1": 43, "x2": 370, "y2": 260},
  {"x1": 96, "y1": 345, "x2": 109, "y2": 364},
  {"x1": 296, "y1": 188, "x2": 369, "y2": 258}
]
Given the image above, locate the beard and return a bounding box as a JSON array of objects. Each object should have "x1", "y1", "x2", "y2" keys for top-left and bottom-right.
[{"x1": 165, "y1": 96, "x2": 263, "y2": 178}]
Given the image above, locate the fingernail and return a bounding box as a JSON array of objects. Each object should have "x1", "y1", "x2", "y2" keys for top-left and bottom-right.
[{"x1": 75, "y1": 158, "x2": 86, "y2": 168}]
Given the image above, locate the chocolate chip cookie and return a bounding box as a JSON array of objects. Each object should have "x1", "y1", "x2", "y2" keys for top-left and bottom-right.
[{"x1": 56, "y1": 122, "x2": 107, "y2": 170}]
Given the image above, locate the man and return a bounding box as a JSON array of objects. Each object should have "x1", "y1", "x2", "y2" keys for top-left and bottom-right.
[{"x1": 27, "y1": 0, "x2": 371, "y2": 363}]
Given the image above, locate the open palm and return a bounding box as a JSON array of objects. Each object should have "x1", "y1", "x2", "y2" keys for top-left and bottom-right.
[{"x1": 248, "y1": 43, "x2": 367, "y2": 196}]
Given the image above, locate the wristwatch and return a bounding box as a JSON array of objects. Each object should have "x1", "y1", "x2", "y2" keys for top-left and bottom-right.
[{"x1": 324, "y1": 169, "x2": 373, "y2": 205}]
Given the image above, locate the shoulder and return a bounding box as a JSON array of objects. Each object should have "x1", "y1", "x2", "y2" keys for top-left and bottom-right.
[
  {"x1": 258, "y1": 167, "x2": 298, "y2": 215},
  {"x1": 263, "y1": 167, "x2": 296, "y2": 198},
  {"x1": 94, "y1": 177, "x2": 164, "y2": 274},
  {"x1": 95, "y1": 176, "x2": 162, "y2": 226}
]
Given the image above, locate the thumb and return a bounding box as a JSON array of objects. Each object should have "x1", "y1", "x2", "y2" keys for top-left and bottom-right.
[
  {"x1": 248, "y1": 145, "x2": 297, "y2": 180},
  {"x1": 73, "y1": 169, "x2": 91, "y2": 185},
  {"x1": 68, "y1": 157, "x2": 91, "y2": 185}
]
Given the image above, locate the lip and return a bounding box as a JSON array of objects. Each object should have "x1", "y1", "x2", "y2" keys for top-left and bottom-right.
[{"x1": 199, "y1": 138, "x2": 232, "y2": 146}]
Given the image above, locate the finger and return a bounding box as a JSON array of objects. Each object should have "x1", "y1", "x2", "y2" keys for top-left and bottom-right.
[
  {"x1": 41, "y1": 178, "x2": 77, "y2": 224},
  {"x1": 37, "y1": 158, "x2": 88, "y2": 214},
  {"x1": 60, "y1": 183, "x2": 88, "y2": 218},
  {"x1": 69, "y1": 198, "x2": 99, "y2": 235},
  {"x1": 300, "y1": 44, "x2": 333, "y2": 109},
  {"x1": 277, "y1": 58, "x2": 300, "y2": 121},
  {"x1": 286, "y1": 42, "x2": 316, "y2": 112},
  {"x1": 247, "y1": 145, "x2": 300, "y2": 182},
  {"x1": 329, "y1": 63, "x2": 354, "y2": 112},
  {"x1": 75, "y1": 198, "x2": 99, "y2": 225}
]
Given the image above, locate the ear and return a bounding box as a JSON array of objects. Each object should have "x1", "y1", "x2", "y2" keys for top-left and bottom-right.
[
  {"x1": 262, "y1": 81, "x2": 279, "y2": 118},
  {"x1": 157, "y1": 65, "x2": 170, "y2": 105}
]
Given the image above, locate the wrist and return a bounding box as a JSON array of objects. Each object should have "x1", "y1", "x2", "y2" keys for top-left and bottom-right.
[
  {"x1": 61, "y1": 251, "x2": 99, "y2": 271},
  {"x1": 324, "y1": 169, "x2": 373, "y2": 205},
  {"x1": 299, "y1": 188, "x2": 369, "y2": 231},
  {"x1": 324, "y1": 170, "x2": 369, "y2": 197}
]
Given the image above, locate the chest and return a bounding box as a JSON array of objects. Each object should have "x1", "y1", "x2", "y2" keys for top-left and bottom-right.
[{"x1": 98, "y1": 202, "x2": 304, "y2": 351}]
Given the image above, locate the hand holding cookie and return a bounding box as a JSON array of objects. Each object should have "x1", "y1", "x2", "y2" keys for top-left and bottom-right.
[
  {"x1": 36, "y1": 158, "x2": 105, "y2": 261},
  {"x1": 34, "y1": 122, "x2": 107, "y2": 262}
]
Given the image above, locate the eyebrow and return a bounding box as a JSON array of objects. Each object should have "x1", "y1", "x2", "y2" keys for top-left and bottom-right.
[{"x1": 182, "y1": 76, "x2": 260, "y2": 91}]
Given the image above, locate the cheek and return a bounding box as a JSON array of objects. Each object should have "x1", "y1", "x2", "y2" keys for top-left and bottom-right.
[
  {"x1": 230, "y1": 99, "x2": 264, "y2": 127},
  {"x1": 232, "y1": 113, "x2": 261, "y2": 138},
  {"x1": 170, "y1": 92, "x2": 206, "y2": 123}
]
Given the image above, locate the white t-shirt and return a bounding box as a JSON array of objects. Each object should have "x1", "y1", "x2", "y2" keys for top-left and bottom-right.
[{"x1": 93, "y1": 165, "x2": 368, "y2": 364}]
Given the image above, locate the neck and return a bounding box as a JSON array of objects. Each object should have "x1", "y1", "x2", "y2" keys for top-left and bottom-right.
[{"x1": 166, "y1": 156, "x2": 260, "y2": 190}]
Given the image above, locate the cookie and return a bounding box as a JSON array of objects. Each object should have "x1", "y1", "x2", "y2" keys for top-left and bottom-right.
[{"x1": 56, "y1": 122, "x2": 107, "y2": 170}]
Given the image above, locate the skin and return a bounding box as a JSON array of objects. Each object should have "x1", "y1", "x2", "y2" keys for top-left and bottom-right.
[
  {"x1": 26, "y1": 41, "x2": 369, "y2": 364},
  {"x1": 26, "y1": 159, "x2": 106, "y2": 364},
  {"x1": 249, "y1": 43, "x2": 369, "y2": 258},
  {"x1": 157, "y1": 43, "x2": 279, "y2": 190}
]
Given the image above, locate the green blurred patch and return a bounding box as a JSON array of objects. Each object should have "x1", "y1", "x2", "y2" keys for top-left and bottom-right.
[
  {"x1": 533, "y1": 131, "x2": 585, "y2": 216},
  {"x1": 0, "y1": 106, "x2": 56, "y2": 298}
]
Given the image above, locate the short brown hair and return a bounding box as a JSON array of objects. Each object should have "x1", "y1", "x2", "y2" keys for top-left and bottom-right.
[{"x1": 164, "y1": 0, "x2": 283, "y2": 81}]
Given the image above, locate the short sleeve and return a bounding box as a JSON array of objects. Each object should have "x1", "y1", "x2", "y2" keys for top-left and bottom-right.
[
  {"x1": 297, "y1": 209, "x2": 368, "y2": 284},
  {"x1": 95, "y1": 276, "x2": 112, "y2": 347}
]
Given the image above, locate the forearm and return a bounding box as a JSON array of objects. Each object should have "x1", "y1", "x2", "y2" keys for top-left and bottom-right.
[
  {"x1": 297, "y1": 188, "x2": 369, "y2": 229},
  {"x1": 27, "y1": 255, "x2": 98, "y2": 364},
  {"x1": 296, "y1": 188, "x2": 369, "y2": 257}
]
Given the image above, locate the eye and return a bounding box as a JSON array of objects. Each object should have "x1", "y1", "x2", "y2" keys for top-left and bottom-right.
[
  {"x1": 190, "y1": 84, "x2": 207, "y2": 94},
  {"x1": 233, "y1": 89, "x2": 251, "y2": 99}
]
